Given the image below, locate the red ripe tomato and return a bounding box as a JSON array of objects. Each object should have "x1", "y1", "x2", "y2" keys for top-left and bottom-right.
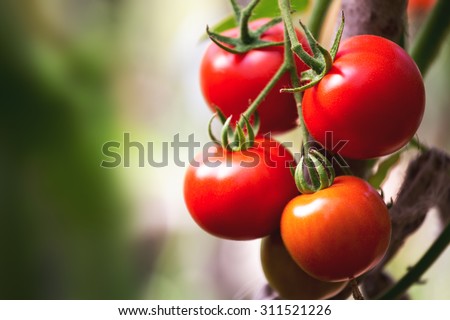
[
  {"x1": 280, "y1": 176, "x2": 391, "y2": 282},
  {"x1": 261, "y1": 232, "x2": 348, "y2": 300},
  {"x1": 200, "y1": 19, "x2": 311, "y2": 134},
  {"x1": 184, "y1": 139, "x2": 298, "y2": 240},
  {"x1": 302, "y1": 35, "x2": 425, "y2": 159}
]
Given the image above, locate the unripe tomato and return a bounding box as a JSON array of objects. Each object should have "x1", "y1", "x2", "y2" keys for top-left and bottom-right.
[
  {"x1": 281, "y1": 176, "x2": 391, "y2": 282},
  {"x1": 200, "y1": 19, "x2": 311, "y2": 134},
  {"x1": 261, "y1": 232, "x2": 348, "y2": 299},
  {"x1": 302, "y1": 35, "x2": 425, "y2": 159},
  {"x1": 184, "y1": 138, "x2": 298, "y2": 240}
]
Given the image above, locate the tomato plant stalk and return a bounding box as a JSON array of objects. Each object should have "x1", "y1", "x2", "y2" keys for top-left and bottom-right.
[
  {"x1": 409, "y1": 0, "x2": 450, "y2": 75},
  {"x1": 379, "y1": 219, "x2": 450, "y2": 299},
  {"x1": 308, "y1": 0, "x2": 333, "y2": 39}
]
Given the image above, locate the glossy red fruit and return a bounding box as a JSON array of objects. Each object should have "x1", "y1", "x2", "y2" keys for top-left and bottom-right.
[
  {"x1": 302, "y1": 35, "x2": 425, "y2": 159},
  {"x1": 261, "y1": 232, "x2": 348, "y2": 300},
  {"x1": 281, "y1": 176, "x2": 391, "y2": 282},
  {"x1": 184, "y1": 138, "x2": 298, "y2": 240},
  {"x1": 200, "y1": 18, "x2": 311, "y2": 134}
]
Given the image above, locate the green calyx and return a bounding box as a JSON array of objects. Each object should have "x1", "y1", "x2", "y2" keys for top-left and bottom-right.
[
  {"x1": 208, "y1": 109, "x2": 260, "y2": 152},
  {"x1": 294, "y1": 148, "x2": 335, "y2": 194},
  {"x1": 281, "y1": 12, "x2": 345, "y2": 93},
  {"x1": 206, "y1": 0, "x2": 285, "y2": 54}
]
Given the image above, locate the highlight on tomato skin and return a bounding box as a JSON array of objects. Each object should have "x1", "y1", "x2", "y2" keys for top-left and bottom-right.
[
  {"x1": 302, "y1": 35, "x2": 425, "y2": 159},
  {"x1": 280, "y1": 176, "x2": 392, "y2": 282},
  {"x1": 261, "y1": 232, "x2": 349, "y2": 300},
  {"x1": 200, "y1": 18, "x2": 312, "y2": 134},
  {"x1": 183, "y1": 138, "x2": 299, "y2": 241}
]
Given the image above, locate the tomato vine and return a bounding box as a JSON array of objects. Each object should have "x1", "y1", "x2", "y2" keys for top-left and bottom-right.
[{"x1": 185, "y1": 0, "x2": 450, "y2": 300}]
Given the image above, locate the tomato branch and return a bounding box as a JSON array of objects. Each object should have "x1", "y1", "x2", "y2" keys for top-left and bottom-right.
[
  {"x1": 362, "y1": 148, "x2": 450, "y2": 298},
  {"x1": 409, "y1": 0, "x2": 450, "y2": 76},
  {"x1": 279, "y1": 0, "x2": 324, "y2": 74},
  {"x1": 241, "y1": 62, "x2": 288, "y2": 121},
  {"x1": 341, "y1": 0, "x2": 406, "y2": 43},
  {"x1": 278, "y1": 0, "x2": 336, "y2": 193},
  {"x1": 378, "y1": 219, "x2": 450, "y2": 299},
  {"x1": 278, "y1": 0, "x2": 309, "y2": 147},
  {"x1": 362, "y1": 272, "x2": 409, "y2": 299},
  {"x1": 237, "y1": 0, "x2": 260, "y2": 44},
  {"x1": 308, "y1": 0, "x2": 333, "y2": 39}
]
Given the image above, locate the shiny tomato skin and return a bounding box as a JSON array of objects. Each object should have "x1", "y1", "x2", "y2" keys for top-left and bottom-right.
[
  {"x1": 280, "y1": 176, "x2": 391, "y2": 282},
  {"x1": 184, "y1": 139, "x2": 298, "y2": 240},
  {"x1": 261, "y1": 232, "x2": 348, "y2": 300},
  {"x1": 200, "y1": 19, "x2": 311, "y2": 134},
  {"x1": 302, "y1": 35, "x2": 425, "y2": 159}
]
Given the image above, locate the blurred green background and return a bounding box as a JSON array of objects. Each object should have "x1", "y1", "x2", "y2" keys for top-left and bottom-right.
[{"x1": 0, "y1": 0, "x2": 449, "y2": 299}]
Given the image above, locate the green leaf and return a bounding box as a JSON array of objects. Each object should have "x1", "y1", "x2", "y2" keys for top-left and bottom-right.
[
  {"x1": 368, "y1": 152, "x2": 402, "y2": 189},
  {"x1": 208, "y1": 0, "x2": 310, "y2": 35}
]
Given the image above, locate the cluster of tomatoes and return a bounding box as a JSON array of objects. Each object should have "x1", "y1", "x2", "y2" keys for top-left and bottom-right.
[{"x1": 184, "y1": 16, "x2": 425, "y2": 299}]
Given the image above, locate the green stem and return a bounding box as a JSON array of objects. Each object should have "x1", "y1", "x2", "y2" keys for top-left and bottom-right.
[
  {"x1": 279, "y1": 0, "x2": 309, "y2": 149},
  {"x1": 409, "y1": 0, "x2": 450, "y2": 76},
  {"x1": 378, "y1": 221, "x2": 450, "y2": 299},
  {"x1": 241, "y1": 62, "x2": 288, "y2": 120},
  {"x1": 278, "y1": 0, "x2": 323, "y2": 73},
  {"x1": 308, "y1": 0, "x2": 333, "y2": 39},
  {"x1": 410, "y1": 137, "x2": 429, "y2": 152},
  {"x1": 230, "y1": 0, "x2": 241, "y2": 19},
  {"x1": 239, "y1": 0, "x2": 261, "y2": 44}
]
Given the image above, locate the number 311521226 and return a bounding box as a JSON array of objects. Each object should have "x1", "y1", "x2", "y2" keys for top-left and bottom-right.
[{"x1": 260, "y1": 304, "x2": 332, "y2": 316}]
